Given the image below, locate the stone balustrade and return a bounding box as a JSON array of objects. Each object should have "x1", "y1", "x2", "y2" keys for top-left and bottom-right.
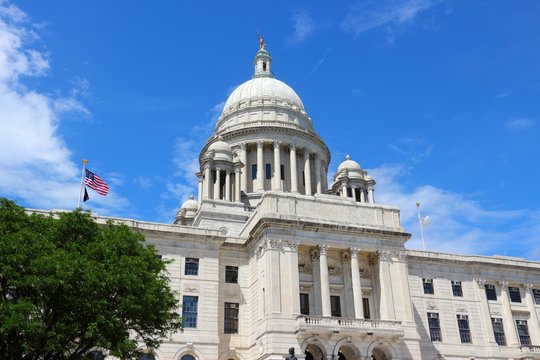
[
  {"x1": 521, "y1": 345, "x2": 540, "y2": 354},
  {"x1": 297, "y1": 315, "x2": 404, "y2": 337}
]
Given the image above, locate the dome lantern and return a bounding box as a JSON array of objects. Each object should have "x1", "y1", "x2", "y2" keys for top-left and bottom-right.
[{"x1": 254, "y1": 36, "x2": 272, "y2": 78}]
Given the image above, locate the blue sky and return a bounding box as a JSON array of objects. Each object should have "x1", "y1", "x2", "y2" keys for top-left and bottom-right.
[{"x1": 1, "y1": 0, "x2": 539, "y2": 258}]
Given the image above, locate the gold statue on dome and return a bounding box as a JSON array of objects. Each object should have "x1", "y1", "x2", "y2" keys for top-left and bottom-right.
[{"x1": 258, "y1": 34, "x2": 266, "y2": 50}]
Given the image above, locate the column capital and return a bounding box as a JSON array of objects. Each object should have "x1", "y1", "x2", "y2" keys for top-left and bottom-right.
[
  {"x1": 273, "y1": 140, "x2": 281, "y2": 149},
  {"x1": 377, "y1": 249, "x2": 392, "y2": 262},
  {"x1": 319, "y1": 244, "x2": 328, "y2": 256},
  {"x1": 394, "y1": 250, "x2": 408, "y2": 262},
  {"x1": 524, "y1": 283, "x2": 534, "y2": 292},
  {"x1": 288, "y1": 241, "x2": 298, "y2": 252},
  {"x1": 349, "y1": 247, "x2": 361, "y2": 257},
  {"x1": 215, "y1": 167, "x2": 221, "y2": 172},
  {"x1": 498, "y1": 280, "x2": 509, "y2": 289},
  {"x1": 474, "y1": 278, "x2": 486, "y2": 288},
  {"x1": 239, "y1": 142, "x2": 247, "y2": 151},
  {"x1": 256, "y1": 140, "x2": 264, "y2": 149},
  {"x1": 290, "y1": 143, "x2": 296, "y2": 151}
]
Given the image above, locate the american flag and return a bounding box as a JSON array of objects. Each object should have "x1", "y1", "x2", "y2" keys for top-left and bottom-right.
[{"x1": 85, "y1": 169, "x2": 109, "y2": 196}]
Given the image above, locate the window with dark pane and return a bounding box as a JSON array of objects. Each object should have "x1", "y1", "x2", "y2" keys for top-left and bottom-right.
[
  {"x1": 423, "y1": 278, "x2": 434, "y2": 295},
  {"x1": 509, "y1": 286, "x2": 521, "y2": 303},
  {"x1": 251, "y1": 164, "x2": 257, "y2": 180},
  {"x1": 182, "y1": 296, "x2": 198, "y2": 328},
  {"x1": 265, "y1": 163, "x2": 271, "y2": 179},
  {"x1": 224, "y1": 302, "x2": 239, "y2": 334},
  {"x1": 452, "y1": 280, "x2": 463, "y2": 297},
  {"x1": 457, "y1": 315, "x2": 472, "y2": 343},
  {"x1": 363, "y1": 298, "x2": 371, "y2": 319},
  {"x1": 185, "y1": 258, "x2": 199, "y2": 276},
  {"x1": 492, "y1": 318, "x2": 506, "y2": 346},
  {"x1": 517, "y1": 320, "x2": 531, "y2": 345},
  {"x1": 428, "y1": 313, "x2": 442, "y2": 342},
  {"x1": 485, "y1": 284, "x2": 497, "y2": 301},
  {"x1": 280, "y1": 164, "x2": 285, "y2": 180},
  {"x1": 300, "y1": 293, "x2": 310, "y2": 315},
  {"x1": 533, "y1": 289, "x2": 540, "y2": 305},
  {"x1": 330, "y1": 296, "x2": 341, "y2": 317},
  {"x1": 225, "y1": 266, "x2": 238, "y2": 283}
]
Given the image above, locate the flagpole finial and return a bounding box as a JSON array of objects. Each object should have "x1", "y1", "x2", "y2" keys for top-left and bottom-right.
[
  {"x1": 416, "y1": 202, "x2": 420, "y2": 207},
  {"x1": 82, "y1": 159, "x2": 88, "y2": 164}
]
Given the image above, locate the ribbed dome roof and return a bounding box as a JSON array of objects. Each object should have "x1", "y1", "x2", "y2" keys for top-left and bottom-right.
[
  {"x1": 208, "y1": 136, "x2": 233, "y2": 162},
  {"x1": 222, "y1": 77, "x2": 304, "y2": 115},
  {"x1": 181, "y1": 195, "x2": 198, "y2": 212}
]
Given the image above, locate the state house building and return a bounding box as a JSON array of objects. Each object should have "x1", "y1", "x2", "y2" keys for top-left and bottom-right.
[{"x1": 87, "y1": 44, "x2": 540, "y2": 359}]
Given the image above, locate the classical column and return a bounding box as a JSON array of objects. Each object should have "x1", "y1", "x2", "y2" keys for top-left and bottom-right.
[
  {"x1": 499, "y1": 281, "x2": 519, "y2": 345},
  {"x1": 368, "y1": 186, "x2": 375, "y2": 204},
  {"x1": 303, "y1": 149, "x2": 312, "y2": 195},
  {"x1": 273, "y1": 141, "x2": 282, "y2": 191},
  {"x1": 214, "y1": 168, "x2": 221, "y2": 200},
  {"x1": 321, "y1": 162, "x2": 328, "y2": 193},
  {"x1": 341, "y1": 183, "x2": 347, "y2": 198},
  {"x1": 319, "y1": 245, "x2": 331, "y2": 317},
  {"x1": 377, "y1": 250, "x2": 395, "y2": 320},
  {"x1": 234, "y1": 168, "x2": 241, "y2": 202},
  {"x1": 225, "y1": 171, "x2": 231, "y2": 201},
  {"x1": 351, "y1": 186, "x2": 357, "y2": 201},
  {"x1": 197, "y1": 175, "x2": 203, "y2": 204},
  {"x1": 204, "y1": 165, "x2": 212, "y2": 200},
  {"x1": 314, "y1": 154, "x2": 322, "y2": 194},
  {"x1": 350, "y1": 248, "x2": 364, "y2": 319},
  {"x1": 256, "y1": 141, "x2": 264, "y2": 191},
  {"x1": 474, "y1": 279, "x2": 498, "y2": 346},
  {"x1": 524, "y1": 284, "x2": 540, "y2": 344},
  {"x1": 240, "y1": 143, "x2": 247, "y2": 194},
  {"x1": 360, "y1": 188, "x2": 366, "y2": 203},
  {"x1": 290, "y1": 144, "x2": 298, "y2": 193}
]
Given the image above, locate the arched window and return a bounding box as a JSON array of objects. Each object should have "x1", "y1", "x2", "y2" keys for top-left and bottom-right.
[{"x1": 180, "y1": 356, "x2": 196, "y2": 360}]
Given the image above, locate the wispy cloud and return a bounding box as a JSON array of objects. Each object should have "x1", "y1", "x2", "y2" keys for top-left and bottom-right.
[
  {"x1": 341, "y1": 0, "x2": 442, "y2": 41},
  {"x1": 504, "y1": 118, "x2": 536, "y2": 131},
  {"x1": 308, "y1": 48, "x2": 331, "y2": 76},
  {"x1": 368, "y1": 164, "x2": 540, "y2": 259},
  {"x1": 287, "y1": 10, "x2": 316, "y2": 46},
  {"x1": 0, "y1": 1, "x2": 128, "y2": 213},
  {"x1": 388, "y1": 138, "x2": 433, "y2": 163}
]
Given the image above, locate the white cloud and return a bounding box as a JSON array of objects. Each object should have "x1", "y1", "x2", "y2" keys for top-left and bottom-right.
[
  {"x1": 0, "y1": 1, "x2": 127, "y2": 212},
  {"x1": 368, "y1": 164, "x2": 540, "y2": 259},
  {"x1": 341, "y1": 0, "x2": 441, "y2": 39},
  {"x1": 504, "y1": 118, "x2": 536, "y2": 131},
  {"x1": 287, "y1": 10, "x2": 316, "y2": 46}
]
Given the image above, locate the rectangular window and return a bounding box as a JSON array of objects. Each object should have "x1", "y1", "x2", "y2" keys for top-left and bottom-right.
[
  {"x1": 302, "y1": 171, "x2": 305, "y2": 186},
  {"x1": 300, "y1": 293, "x2": 310, "y2": 315},
  {"x1": 363, "y1": 298, "x2": 371, "y2": 319},
  {"x1": 457, "y1": 315, "x2": 472, "y2": 343},
  {"x1": 428, "y1": 313, "x2": 442, "y2": 342},
  {"x1": 517, "y1": 320, "x2": 531, "y2": 345},
  {"x1": 265, "y1": 163, "x2": 271, "y2": 179},
  {"x1": 184, "y1": 258, "x2": 199, "y2": 276},
  {"x1": 533, "y1": 289, "x2": 540, "y2": 305},
  {"x1": 251, "y1": 164, "x2": 257, "y2": 180},
  {"x1": 330, "y1": 295, "x2": 341, "y2": 317},
  {"x1": 452, "y1": 281, "x2": 463, "y2": 297},
  {"x1": 485, "y1": 284, "x2": 497, "y2": 301},
  {"x1": 182, "y1": 296, "x2": 198, "y2": 328},
  {"x1": 225, "y1": 266, "x2": 238, "y2": 283},
  {"x1": 509, "y1": 286, "x2": 522, "y2": 303},
  {"x1": 280, "y1": 164, "x2": 285, "y2": 180},
  {"x1": 423, "y1": 278, "x2": 434, "y2": 295},
  {"x1": 224, "y1": 302, "x2": 239, "y2": 334},
  {"x1": 492, "y1": 318, "x2": 506, "y2": 346},
  {"x1": 155, "y1": 254, "x2": 163, "y2": 260}
]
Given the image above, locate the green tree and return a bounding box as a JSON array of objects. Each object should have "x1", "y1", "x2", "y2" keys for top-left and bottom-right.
[{"x1": 0, "y1": 198, "x2": 182, "y2": 359}]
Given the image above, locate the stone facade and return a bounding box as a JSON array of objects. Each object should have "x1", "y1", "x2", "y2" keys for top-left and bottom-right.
[{"x1": 48, "y1": 45, "x2": 540, "y2": 359}]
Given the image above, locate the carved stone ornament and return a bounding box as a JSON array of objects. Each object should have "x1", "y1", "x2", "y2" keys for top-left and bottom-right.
[
  {"x1": 288, "y1": 241, "x2": 298, "y2": 251},
  {"x1": 395, "y1": 250, "x2": 408, "y2": 262},
  {"x1": 298, "y1": 254, "x2": 312, "y2": 274},
  {"x1": 310, "y1": 248, "x2": 320, "y2": 260},
  {"x1": 340, "y1": 251, "x2": 351, "y2": 263},
  {"x1": 490, "y1": 309, "x2": 502, "y2": 317},
  {"x1": 359, "y1": 263, "x2": 371, "y2": 278},
  {"x1": 524, "y1": 283, "x2": 534, "y2": 292},
  {"x1": 184, "y1": 284, "x2": 200, "y2": 293},
  {"x1": 498, "y1": 281, "x2": 509, "y2": 289},
  {"x1": 455, "y1": 304, "x2": 468, "y2": 313},
  {"x1": 377, "y1": 250, "x2": 392, "y2": 262},
  {"x1": 239, "y1": 142, "x2": 247, "y2": 151},
  {"x1": 328, "y1": 258, "x2": 342, "y2": 276},
  {"x1": 349, "y1": 247, "x2": 360, "y2": 258},
  {"x1": 474, "y1": 278, "x2": 486, "y2": 288},
  {"x1": 426, "y1": 302, "x2": 438, "y2": 310},
  {"x1": 319, "y1": 244, "x2": 329, "y2": 256}
]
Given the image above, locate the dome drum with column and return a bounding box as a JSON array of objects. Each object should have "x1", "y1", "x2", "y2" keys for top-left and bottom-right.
[{"x1": 331, "y1": 155, "x2": 376, "y2": 204}]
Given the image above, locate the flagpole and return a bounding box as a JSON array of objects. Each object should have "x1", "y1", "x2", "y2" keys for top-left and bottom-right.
[
  {"x1": 416, "y1": 202, "x2": 426, "y2": 251},
  {"x1": 77, "y1": 159, "x2": 88, "y2": 209}
]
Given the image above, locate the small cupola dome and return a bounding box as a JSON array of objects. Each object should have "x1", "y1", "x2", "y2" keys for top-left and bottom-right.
[
  {"x1": 337, "y1": 155, "x2": 361, "y2": 172},
  {"x1": 208, "y1": 136, "x2": 233, "y2": 162},
  {"x1": 175, "y1": 195, "x2": 198, "y2": 225}
]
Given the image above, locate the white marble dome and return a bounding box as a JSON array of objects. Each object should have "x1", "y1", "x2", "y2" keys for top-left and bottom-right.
[
  {"x1": 208, "y1": 136, "x2": 233, "y2": 162},
  {"x1": 337, "y1": 155, "x2": 361, "y2": 172},
  {"x1": 181, "y1": 195, "x2": 198, "y2": 212},
  {"x1": 222, "y1": 77, "x2": 304, "y2": 115}
]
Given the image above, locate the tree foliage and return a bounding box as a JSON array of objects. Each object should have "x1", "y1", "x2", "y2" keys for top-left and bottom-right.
[{"x1": 0, "y1": 198, "x2": 182, "y2": 359}]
